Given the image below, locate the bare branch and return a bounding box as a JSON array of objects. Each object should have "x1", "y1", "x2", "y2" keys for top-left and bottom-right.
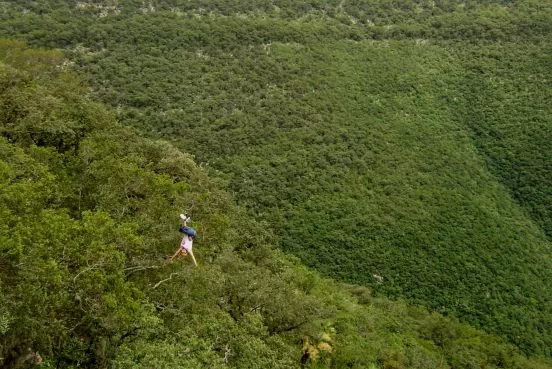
[
  {"x1": 73, "y1": 264, "x2": 101, "y2": 283},
  {"x1": 124, "y1": 265, "x2": 160, "y2": 276},
  {"x1": 152, "y1": 272, "x2": 180, "y2": 289}
]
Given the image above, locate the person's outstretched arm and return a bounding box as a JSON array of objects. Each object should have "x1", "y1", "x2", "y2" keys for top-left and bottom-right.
[{"x1": 169, "y1": 247, "x2": 181, "y2": 262}]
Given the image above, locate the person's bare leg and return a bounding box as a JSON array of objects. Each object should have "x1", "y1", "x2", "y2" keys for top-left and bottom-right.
[{"x1": 188, "y1": 249, "x2": 198, "y2": 267}]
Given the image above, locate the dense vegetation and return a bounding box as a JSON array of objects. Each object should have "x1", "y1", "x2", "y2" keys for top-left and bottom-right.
[
  {"x1": 0, "y1": 0, "x2": 550, "y2": 361},
  {"x1": 4, "y1": 40, "x2": 552, "y2": 369}
]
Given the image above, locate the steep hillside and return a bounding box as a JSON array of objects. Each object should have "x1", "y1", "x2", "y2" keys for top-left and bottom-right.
[
  {"x1": 3, "y1": 40, "x2": 551, "y2": 369},
  {"x1": 0, "y1": 0, "x2": 550, "y2": 356}
]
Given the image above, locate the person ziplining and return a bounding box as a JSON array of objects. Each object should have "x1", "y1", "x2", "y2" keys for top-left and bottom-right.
[{"x1": 169, "y1": 213, "x2": 198, "y2": 266}]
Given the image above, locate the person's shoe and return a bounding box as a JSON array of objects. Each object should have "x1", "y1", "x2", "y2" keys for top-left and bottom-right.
[{"x1": 179, "y1": 214, "x2": 186, "y2": 220}]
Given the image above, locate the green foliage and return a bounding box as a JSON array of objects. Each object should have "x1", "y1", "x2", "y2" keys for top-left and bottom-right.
[
  {"x1": 0, "y1": 0, "x2": 550, "y2": 365},
  {"x1": 1, "y1": 0, "x2": 550, "y2": 50},
  {"x1": 0, "y1": 40, "x2": 548, "y2": 369},
  {"x1": 1, "y1": 0, "x2": 550, "y2": 356},
  {"x1": 48, "y1": 32, "x2": 551, "y2": 355},
  {"x1": 451, "y1": 42, "x2": 552, "y2": 238}
]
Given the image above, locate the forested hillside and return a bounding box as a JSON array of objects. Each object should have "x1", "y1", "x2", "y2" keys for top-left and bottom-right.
[
  {"x1": 0, "y1": 0, "x2": 551, "y2": 361},
  {"x1": 4, "y1": 40, "x2": 552, "y2": 369}
]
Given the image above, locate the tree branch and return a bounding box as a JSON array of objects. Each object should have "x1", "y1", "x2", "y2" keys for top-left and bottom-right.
[
  {"x1": 73, "y1": 264, "x2": 101, "y2": 283},
  {"x1": 152, "y1": 272, "x2": 180, "y2": 289},
  {"x1": 124, "y1": 265, "x2": 160, "y2": 276}
]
